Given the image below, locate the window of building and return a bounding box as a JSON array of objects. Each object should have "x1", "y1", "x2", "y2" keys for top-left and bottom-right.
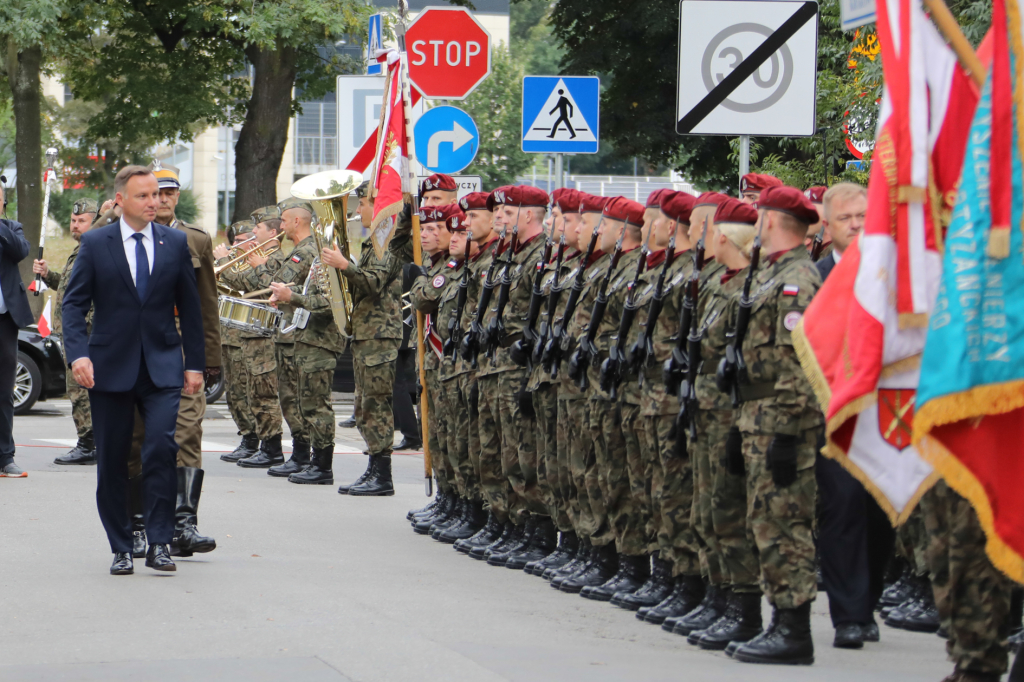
[{"x1": 295, "y1": 95, "x2": 337, "y2": 168}]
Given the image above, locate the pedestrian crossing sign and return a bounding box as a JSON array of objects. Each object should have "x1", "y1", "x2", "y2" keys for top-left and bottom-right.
[{"x1": 521, "y1": 76, "x2": 600, "y2": 154}]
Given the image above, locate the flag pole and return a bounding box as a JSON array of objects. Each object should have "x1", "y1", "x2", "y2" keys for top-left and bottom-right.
[
  {"x1": 923, "y1": 0, "x2": 986, "y2": 88},
  {"x1": 396, "y1": 0, "x2": 433, "y2": 497}
]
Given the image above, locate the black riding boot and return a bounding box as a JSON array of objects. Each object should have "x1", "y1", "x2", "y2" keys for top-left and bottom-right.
[
  {"x1": 221, "y1": 432, "x2": 259, "y2": 462},
  {"x1": 269, "y1": 439, "x2": 311, "y2": 477},
  {"x1": 170, "y1": 467, "x2": 217, "y2": 557},
  {"x1": 237, "y1": 433, "x2": 284, "y2": 468},
  {"x1": 349, "y1": 454, "x2": 395, "y2": 496},
  {"x1": 129, "y1": 474, "x2": 147, "y2": 559},
  {"x1": 732, "y1": 602, "x2": 814, "y2": 665},
  {"x1": 288, "y1": 446, "x2": 335, "y2": 485},
  {"x1": 340, "y1": 456, "x2": 375, "y2": 495}
]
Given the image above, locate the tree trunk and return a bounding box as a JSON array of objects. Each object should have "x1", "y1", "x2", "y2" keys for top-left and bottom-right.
[
  {"x1": 232, "y1": 41, "x2": 298, "y2": 224},
  {"x1": 7, "y1": 42, "x2": 42, "y2": 290}
]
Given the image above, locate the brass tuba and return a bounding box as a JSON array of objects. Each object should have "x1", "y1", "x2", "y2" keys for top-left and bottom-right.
[{"x1": 289, "y1": 169, "x2": 363, "y2": 336}]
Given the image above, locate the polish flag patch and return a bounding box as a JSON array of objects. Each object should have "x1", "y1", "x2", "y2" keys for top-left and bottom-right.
[
  {"x1": 783, "y1": 284, "x2": 800, "y2": 296},
  {"x1": 292, "y1": 255, "x2": 302, "y2": 263}
]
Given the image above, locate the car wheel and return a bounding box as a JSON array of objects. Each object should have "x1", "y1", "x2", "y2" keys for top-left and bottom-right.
[
  {"x1": 14, "y1": 351, "x2": 42, "y2": 415},
  {"x1": 205, "y1": 371, "x2": 226, "y2": 404}
]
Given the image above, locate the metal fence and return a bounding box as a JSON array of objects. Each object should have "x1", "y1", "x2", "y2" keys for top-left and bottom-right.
[{"x1": 519, "y1": 174, "x2": 699, "y2": 199}]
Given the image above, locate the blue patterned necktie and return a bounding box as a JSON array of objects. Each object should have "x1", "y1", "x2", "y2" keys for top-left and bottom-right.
[{"x1": 132, "y1": 232, "x2": 149, "y2": 299}]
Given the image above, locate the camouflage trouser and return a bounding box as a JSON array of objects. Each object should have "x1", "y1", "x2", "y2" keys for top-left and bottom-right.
[
  {"x1": 898, "y1": 505, "x2": 930, "y2": 578},
  {"x1": 535, "y1": 383, "x2": 572, "y2": 532},
  {"x1": 222, "y1": 343, "x2": 254, "y2": 436},
  {"x1": 426, "y1": 368, "x2": 453, "y2": 495},
  {"x1": 589, "y1": 398, "x2": 633, "y2": 550},
  {"x1": 276, "y1": 343, "x2": 305, "y2": 441},
  {"x1": 67, "y1": 373, "x2": 92, "y2": 440},
  {"x1": 500, "y1": 370, "x2": 544, "y2": 521},
  {"x1": 351, "y1": 340, "x2": 397, "y2": 456},
  {"x1": 476, "y1": 374, "x2": 512, "y2": 524},
  {"x1": 742, "y1": 430, "x2": 818, "y2": 609},
  {"x1": 441, "y1": 373, "x2": 479, "y2": 500},
  {"x1": 920, "y1": 480, "x2": 1012, "y2": 676},
  {"x1": 558, "y1": 395, "x2": 584, "y2": 533},
  {"x1": 242, "y1": 337, "x2": 281, "y2": 440},
  {"x1": 460, "y1": 368, "x2": 483, "y2": 501},
  {"x1": 294, "y1": 343, "x2": 337, "y2": 450},
  {"x1": 618, "y1": 400, "x2": 650, "y2": 557},
  {"x1": 642, "y1": 414, "x2": 703, "y2": 577},
  {"x1": 691, "y1": 409, "x2": 750, "y2": 589}
]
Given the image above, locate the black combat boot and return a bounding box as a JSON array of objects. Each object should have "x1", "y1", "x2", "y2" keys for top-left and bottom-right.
[
  {"x1": 560, "y1": 543, "x2": 617, "y2": 594},
  {"x1": 671, "y1": 586, "x2": 729, "y2": 636},
  {"x1": 349, "y1": 454, "x2": 395, "y2": 496},
  {"x1": 469, "y1": 521, "x2": 514, "y2": 560},
  {"x1": 455, "y1": 511, "x2": 502, "y2": 553},
  {"x1": 288, "y1": 446, "x2": 335, "y2": 485},
  {"x1": 54, "y1": 434, "x2": 96, "y2": 465},
  {"x1": 221, "y1": 433, "x2": 259, "y2": 462},
  {"x1": 268, "y1": 439, "x2": 311, "y2": 477},
  {"x1": 890, "y1": 582, "x2": 940, "y2": 632},
  {"x1": 550, "y1": 538, "x2": 593, "y2": 586},
  {"x1": 877, "y1": 564, "x2": 914, "y2": 610},
  {"x1": 528, "y1": 530, "x2": 578, "y2": 576},
  {"x1": 407, "y1": 491, "x2": 442, "y2": 520},
  {"x1": 487, "y1": 516, "x2": 534, "y2": 566},
  {"x1": 413, "y1": 490, "x2": 453, "y2": 525},
  {"x1": 582, "y1": 553, "x2": 650, "y2": 601},
  {"x1": 431, "y1": 498, "x2": 468, "y2": 538},
  {"x1": 340, "y1": 456, "x2": 375, "y2": 495},
  {"x1": 505, "y1": 516, "x2": 558, "y2": 570},
  {"x1": 615, "y1": 553, "x2": 673, "y2": 610},
  {"x1": 129, "y1": 475, "x2": 147, "y2": 559},
  {"x1": 438, "y1": 499, "x2": 487, "y2": 543},
  {"x1": 237, "y1": 433, "x2": 284, "y2": 468},
  {"x1": 414, "y1": 493, "x2": 457, "y2": 535},
  {"x1": 693, "y1": 591, "x2": 763, "y2": 650},
  {"x1": 732, "y1": 602, "x2": 814, "y2": 665},
  {"x1": 643, "y1": 575, "x2": 706, "y2": 625},
  {"x1": 170, "y1": 467, "x2": 217, "y2": 557}
]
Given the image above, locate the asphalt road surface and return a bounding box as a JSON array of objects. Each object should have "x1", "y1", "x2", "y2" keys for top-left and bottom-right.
[{"x1": 0, "y1": 398, "x2": 954, "y2": 682}]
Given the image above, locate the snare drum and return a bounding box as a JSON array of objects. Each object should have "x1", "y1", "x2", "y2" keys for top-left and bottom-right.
[{"x1": 218, "y1": 296, "x2": 283, "y2": 337}]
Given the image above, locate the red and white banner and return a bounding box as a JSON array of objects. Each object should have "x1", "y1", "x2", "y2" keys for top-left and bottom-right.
[{"x1": 367, "y1": 49, "x2": 411, "y2": 260}]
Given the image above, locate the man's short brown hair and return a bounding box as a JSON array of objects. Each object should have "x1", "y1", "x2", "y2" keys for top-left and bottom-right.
[
  {"x1": 262, "y1": 218, "x2": 283, "y2": 234},
  {"x1": 114, "y1": 165, "x2": 154, "y2": 194}
]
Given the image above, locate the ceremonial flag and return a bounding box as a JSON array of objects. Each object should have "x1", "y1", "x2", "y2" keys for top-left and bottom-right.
[
  {"x1": 913, "y1": 0, "x2": 1024, "y2": 584},
  {"x1": 368, "y1": 48, "x2": 410, "y2": 260},
  {"x1": 36, "y1": 297, "x2": 51, "y2": 337},
  {"x1": 793, "y1": 0, "x2": 982, "y2": 523}
]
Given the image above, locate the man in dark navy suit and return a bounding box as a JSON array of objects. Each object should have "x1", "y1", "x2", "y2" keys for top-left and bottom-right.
[{"x1": 62, "y1": 166, "x2": 205, "y2": 575}]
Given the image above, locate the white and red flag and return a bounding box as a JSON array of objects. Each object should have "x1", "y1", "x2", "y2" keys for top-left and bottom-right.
[
  {"x1": 36, "y1": 297, "x2": 52, "y2": 337},
  {"x1": 367, "y1": 49, "x2": 411, "y2": 260},
  {"x1": 794, "y1": 0, "x2": 986, "y2": 522}
]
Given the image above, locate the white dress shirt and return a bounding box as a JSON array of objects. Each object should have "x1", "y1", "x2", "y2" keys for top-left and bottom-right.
[{"x1": 120, "y1": 217, "x2": 154, "y2": 285}]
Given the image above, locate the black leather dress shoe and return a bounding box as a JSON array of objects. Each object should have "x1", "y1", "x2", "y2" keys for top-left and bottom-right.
[
  {"x1": 862, "y1": 621, "x2": 880, "y2": 642},
  {"x1": 110, "y1": 552, "x2": 134, "y2": 575},
  {"x1": 394, "y1": 437, "x2": 422, "y2": 451},
  {"x1": 145, "y1": 544, "x2": 176, "y2": 572},
  {"x1": 834, "y1": 622, "x2": 865, "y2": 649}
]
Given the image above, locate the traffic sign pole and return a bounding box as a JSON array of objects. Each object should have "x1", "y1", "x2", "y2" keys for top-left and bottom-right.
[{"x1": 738, "y1": 135, "x2": 750, "y2": 188}]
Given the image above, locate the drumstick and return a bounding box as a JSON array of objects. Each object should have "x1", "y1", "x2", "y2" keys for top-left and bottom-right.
[{"x1": 242, "y1": 283, "x2": 299, "y2": 300}]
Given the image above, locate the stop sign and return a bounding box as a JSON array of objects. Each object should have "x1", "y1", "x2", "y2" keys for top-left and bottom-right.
[{"x1": 406, "y1": 7, "x2": 491, "y2": 100}]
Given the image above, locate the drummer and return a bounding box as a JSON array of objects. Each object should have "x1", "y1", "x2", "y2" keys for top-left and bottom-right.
[{"x1": 216, "y1": 207, "x2": 288, "y2": 468}]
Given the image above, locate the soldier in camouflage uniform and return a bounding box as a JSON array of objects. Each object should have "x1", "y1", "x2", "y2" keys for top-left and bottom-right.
[
  {"x1": 408, "y1": 203, "x2": 458, "y2": 530},
  {"x1": 920, "y1": 480, "x2": 1013, "y2": 682},
  {"x1": 219, "y1": 206, "x2": 288, "y2": 468},
  {"x1": 34, "y1": 198, "x2": 98, "y2": 465},
  {"x1": 328, "y1": 190, "x2": 412, "y2": 496},
  {"x1": 267, "y1": 198, "x2": 347, "y2": 485},
  {"x1": 724, "y1": 186, "x2": 823, "y2": 665},
  {"x1": 685, "y1": 198, "x2": 765, "y2": 650}
]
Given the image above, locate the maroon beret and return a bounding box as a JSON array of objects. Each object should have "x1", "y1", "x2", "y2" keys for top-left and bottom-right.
[
  {"x1": 555, "y1": 188, "x2": 582, "y2": 214},
  {"x1": 579, "y1": 193, "x2": 609, "y2": 214},
  {"x1": 506, "y1": 185, "x2": 549, "y2": 208},
  {"x1": 419, "y1": 203, "x2": 462, "y2": 226},
  {"x1": 602, "y1": 196, "x2": 645, "y2": 227},
  {"x1": 458, "y1": 191, "x2": 490, "y2": 212},
  {"x1": 646, "y1": 188, "x2": 671, "y2": 209},
  {"x1": 661, "y1": 191, "x2": 697, "y2": 224},
  {"x1": 487, "y1": 185, "x2": 511, "y2": 212},
  {"x1": 804, "y1": 186, "x2": 827, "y2": 203},
  {"x1": 714, "y1": 197, "x2": 759, "y2": 225},
  {"x1": 695, "y1": 191, "x2": 730, "y2": 207},
  {"x1": 740, "y1": 173, "x2": 783, "y2": 193},
  {"x1": 757, "y1": 185, "x2": 820, "y2": 224},
  {"x1": 447, "y1": 210, "x2": 469, "y2": 232},
  {"x1": 420, "y1": 173, "x2": 457, "y2": 194}
]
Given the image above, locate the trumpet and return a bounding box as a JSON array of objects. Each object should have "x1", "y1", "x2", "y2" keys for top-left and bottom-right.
[{"x1": 214, "y1": 233, "x2": 283, "y2": 278}]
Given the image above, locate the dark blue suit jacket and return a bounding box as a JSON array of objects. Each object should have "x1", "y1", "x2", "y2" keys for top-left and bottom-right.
[
  {"x1": 0, "y1": 219, "x2": 32, "y2": 328},
  {"x1": 61, "y1": 221, "x2": 205, "y2": 393},
  {"x1": 816, "y1": 252, "x2": 837, "y2": 282}
]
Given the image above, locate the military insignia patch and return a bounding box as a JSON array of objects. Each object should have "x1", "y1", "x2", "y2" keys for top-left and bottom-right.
[
  {"x1": 432, "y1": 274, "x2": 446, "y2": 288},
  {"x1": 783, "y1": 284, "x2": 800, "y2": 296},
  {"x1": 783, "y1": 311, "x2": 802, "y2": 330},
  {"x1": 291, "y1": 255, "x2": 302, "y2": 263}
]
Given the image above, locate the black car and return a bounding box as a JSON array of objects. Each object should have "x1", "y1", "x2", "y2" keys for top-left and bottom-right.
[{"x1": 16, "y1": 326, "x2": 67, "y2": 415}]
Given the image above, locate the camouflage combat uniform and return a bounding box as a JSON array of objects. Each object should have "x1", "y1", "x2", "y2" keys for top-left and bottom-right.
[
  {"x1": 409, "y1": 251, "x2": 456, "y2": 492},
  {"x1": 476, "y1": 231, "x2": 548, "y2": 524},
  {"x1": 733, "y1": 246, "x2": 821, "y2": 609},
  {"x1": 44, "y1": 249, "x2": 92, "y2": 441},
  {"x1": 920, "y1": 480, "x2": 1013, "y2": 676},
  {"x1": 585, "y1": 245, "x2": 645, "y2": 557},
  {"x1": 897, "y1": 505, "x2": 930, "y2": 580},
  {"x1": 219, "y1": 316, "x2": 253, "y2": 437},
  {"x1": 694, "y1": 264, "x2": 760, "y2": 593}
]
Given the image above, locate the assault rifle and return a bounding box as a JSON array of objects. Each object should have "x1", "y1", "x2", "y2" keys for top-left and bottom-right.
[
  {"x1": 809, "y1": 222, "x2": 827, "y2": 262},
  {"x1": 459, "y1": 225, "x2": 508, "y2": 368},
  {"x1": 442, "y1": 256, "x2": 470, "y2": 360},
  {"x1": 481, "y1": 206, "x2": 523, "y2": 361},
  {"x1": 542, "y1": 221, "x2": 601, "y2": 379},
  {"x1": 716, "y1": 222, "x2": 763, "y2": 407},
  {"x1": 531, "y1": 229, "x2": 568, "y2": 367},
  {"x1": 510, "y1": 202, "x2": 557, "y2": 367},
  {"x1": 663, "y1": 218, "x2": 708, "y2": 397},
  {"x1": 629, "y1": 232, "x2": 678, "y2": 387}
]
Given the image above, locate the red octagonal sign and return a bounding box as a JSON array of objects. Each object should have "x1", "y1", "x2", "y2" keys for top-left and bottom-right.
[{"x1": 406, "y1": 7, "x2": 491, "y2": 100}]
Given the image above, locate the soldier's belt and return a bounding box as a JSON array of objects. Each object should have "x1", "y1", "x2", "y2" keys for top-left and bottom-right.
[
  {"x1": 498, "y1": 332, "x2": 523, "y2": 349},
  {"x1": 736, "y1": 382, "x2": 779, "y2": 403}
]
